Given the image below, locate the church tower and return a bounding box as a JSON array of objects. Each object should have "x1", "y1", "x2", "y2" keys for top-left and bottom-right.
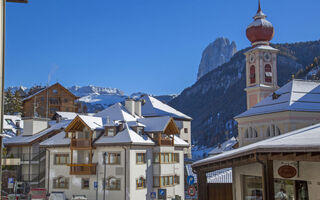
[{"x1": 244, "y1": 0, "x2": 279, "y2": 109}]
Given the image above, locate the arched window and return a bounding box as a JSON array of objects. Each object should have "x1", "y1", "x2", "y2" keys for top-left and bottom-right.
[
  {"x1": 53, "y1": 176, "x2": 69, "y2": 189},
  {"x1": 265, "y1": 64, "x2": 272, "y2": 83},
  {"x1": 266, "y1": 124, "x2": 281, "y2": 137},
  {"x1": 104, "y1": 177, "x2": 121, "y2": 190},
  {"x1": 245, "y1": 127, "x2": 258, "y2": 138},
  {"x1": 136, "y1": 177, "x2": 146, "y2": 189},
  {"x1": 250, "y1": 65, "x2": 256, "y2": 84}
]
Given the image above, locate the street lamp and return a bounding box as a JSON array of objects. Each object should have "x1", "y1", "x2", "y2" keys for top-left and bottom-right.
[{"x1": 0, "y1": 0, "x2": 27, "y2": 197}]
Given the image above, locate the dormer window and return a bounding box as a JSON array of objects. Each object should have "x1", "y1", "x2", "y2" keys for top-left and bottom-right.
[
  {"x1": 105, "y1": 127, "x2": 116, "y2": 137},
  {"x1": 137, "y1": 127, "x2": 144, "y2": 135},
  {"x1": 108, "y1": 128, "x2": 115, "y2": 136}
]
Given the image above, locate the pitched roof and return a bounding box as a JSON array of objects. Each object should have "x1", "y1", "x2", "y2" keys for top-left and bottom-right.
[
  {"x1": 4, "y1": 120, "x2": 70, "y2": 146},
  {"x1": 40, "y1": 131, "x2": 70, "y2": 147},
  {"x1": 94, "y1": 103, "x2": 138, "y2": 123},
  {"x1": 236, "y1": 80, "x2": 320, "y2": 118},
  {"x1": 208, "y1": 137, "x2": 238, "y2": 156},
  {"x1": 54, "y1": 112, "x2": 78, "y2": 120},
  {"x1": 140, "y1": 95, "x2": 192, "y2": 120},
  {"x1": 138, "y1": 116, "x2": 172, "y2": 132},
  {"x1": 186, "y1": 165, "x2": 232, "y2": 183},
  {"x1": 77, "y1": 115, "x2": 104, "y2": 130},
  {"x1": 94, "y1": 124, "x2": 154, "y2": 146},
  {"x1": 173, "y1": 135, "x2": 189, "y2": 147},
  {"x1": 22, "y1": 83, "x2": 78, "y2": 102},
  {"x1": 193, "y1": 123, "x2": 320, "y2": 168}
]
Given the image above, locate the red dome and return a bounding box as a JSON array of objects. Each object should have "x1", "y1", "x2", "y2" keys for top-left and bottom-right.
[{"x1": 246, "y1": 3, "x2": 274, "y2": 45}]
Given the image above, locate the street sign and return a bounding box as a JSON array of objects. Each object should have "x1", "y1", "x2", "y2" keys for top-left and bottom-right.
[
  {"x1": 187, "y1": 186, "x2": 196, "y2": 197},
  {"x1": 150, "y1": 192, "x2": 156, "y2": 199},
  {"x1": 158, "y1": 189, "x2": 167, "y2": 200},
  {"x1": 94, "y1": 181, "x2": 98, "y2": 190},
  {"x1": 187, "y1": 176, "x2": 195, "y2": 185},
  {"x1": 8, "y1": 178, "x2": 14, "y2": 189}
]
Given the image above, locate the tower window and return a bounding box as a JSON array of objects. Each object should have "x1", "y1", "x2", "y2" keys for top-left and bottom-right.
[
  {"x1": 250, "y1": 65, "x2": 256, "y2": 84},
  {"x1": 265, "y1": 64, "x2": 272, "y2": 83}
]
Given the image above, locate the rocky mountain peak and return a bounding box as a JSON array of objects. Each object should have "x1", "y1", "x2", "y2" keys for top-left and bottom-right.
[{"x1": 197, "y1": 37, "x2": 237, "y2": 80}]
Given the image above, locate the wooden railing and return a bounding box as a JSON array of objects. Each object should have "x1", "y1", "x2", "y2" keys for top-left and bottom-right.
[
  {"x1": 71, "y1": 139, "x2": 91, "y2": 148},
  {"x1": 69, "y1": 163, "x2": 97, "y2": 175}
]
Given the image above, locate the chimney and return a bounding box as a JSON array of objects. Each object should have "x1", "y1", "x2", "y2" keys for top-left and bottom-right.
[
  {"x1": 134, "y1": 100, "x2": 142, "y2": 117},
  {"x1": 15, "y1": 120, "x2": 20, "y2": 129},
  {"x1": 125, "y1": 98, "x2": 135, "y2": 116},
  {"x1": 23, "y1": 118, "x2": 49, "y2": 136}
]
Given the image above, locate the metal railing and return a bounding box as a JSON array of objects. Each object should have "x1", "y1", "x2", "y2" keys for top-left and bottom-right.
[
  {"x1": 71, "y1": 138, "x2": 91, "y2": 148},
  {"x1": 7, "y1": 151, "x2": 46, "y2": 162},
  {"x1": 69, "y1": 163, "x2": 97, "y2": 175}
]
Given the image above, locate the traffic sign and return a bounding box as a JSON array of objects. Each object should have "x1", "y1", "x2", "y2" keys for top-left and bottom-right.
[
  {"x1": 8, "y1": 178, "x2": 14, "y2": 189},
  {"x1": 158, "y1": 189, "x2": 167, "y2": 200},
  {"x1": 187, "y1": 176, "x2": 195, "y2": 185},
  {"x1": 187, "y1": 186, "x2": 196, "y2": 197},
  {"x1": 150, "y1": 192, "x2": 156, "y2": 199},
  {"x1": 94, "y1": 181, "x2": 98, "y2": 190}
]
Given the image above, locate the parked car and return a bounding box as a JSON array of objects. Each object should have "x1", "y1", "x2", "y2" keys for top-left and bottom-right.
[
  {"x1": 49, "y1": 192, "x2": 66, "y2": 200},
  {"x1": 28, "y1": 188, "x2": 47, "y2": 200},
  {"x1": 71, "y1": 195, "x2": 87, "y2": 200}
]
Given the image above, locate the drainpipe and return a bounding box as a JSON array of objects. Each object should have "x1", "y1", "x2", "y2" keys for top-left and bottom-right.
[
  {"x1": 28, "y1": 146, "x2": 31, "y2": 183},
  {"x1": 46, "y1": 149, "x2": 50, "y2": 194},
  {"x1": 122, "y1": 146, "x2": 127, "y2": 200},
  {"x1": 103, "y1": 152, "x2": 106, "y2": 200}
]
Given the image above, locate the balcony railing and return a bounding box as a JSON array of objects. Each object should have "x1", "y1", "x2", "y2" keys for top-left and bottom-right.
[
  {"x1": 7, "y1": 151, "x2": 46, "y2": 162},
  {"x1": 157, "y1": 139, "x2": 174, "y2": 146},
  {"x1": 71, "y1": 139, "x2": 91, "y2": 148},
  {"x1": 69, "y1": 163, "x2": 97, "y2": 175}
]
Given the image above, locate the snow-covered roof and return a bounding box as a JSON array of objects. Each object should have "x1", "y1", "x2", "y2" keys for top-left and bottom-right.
[
  {"x1": 78, "y1": 115, "x2": 104, "y2": 130},
  {"x1": 185, "y1": 165, "x2": 232, "y2": 183},
  {"x1": 140, "y1": 95, "x2": 192, "y2": 120},
  {"x1": 173, "y1": 135, "x2": 189, "y2": 147},
  {"x1": 4, "y1": 120, "x2": 70, "y2": 146},
  {"x1": 94, "y1": 103, "x2": 138, "y2": 123},
  {"x1": 236, "y1": 80, "x2": 320, "y2": 118},
  {"x1": 55, "y1": 112, "x2": 78, "y2": 120},
  {"x1": 245, "y1": 45, "x2": 279, "y2": 54},
  {"x1": 95, "y1": 124, "x2": 154, "y2": 146},
  {"x1": 193, "y1": 123, "x2": 320, "y2": 168},
  {"x1": 138, "y1": 116, "x2": 172, "y2": 132},
  {"x1": 40, "y1": 131, "x2": 70, "y2": 147},
  {"x1": 208, "y1": 137, "x2": 238, "y2": 156}
]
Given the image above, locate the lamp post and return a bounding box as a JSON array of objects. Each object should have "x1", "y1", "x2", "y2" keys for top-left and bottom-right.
[{"x1": 0, "y1": 0, "x2": 27, "y2": 197}]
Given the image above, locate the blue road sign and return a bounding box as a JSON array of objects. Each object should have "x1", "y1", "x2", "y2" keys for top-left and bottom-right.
[
  {"x1": 158, "y1": 189, "x2": 167, "y2": 200},
  {"x1": 94, "y1": 181, "x2": 98, "y2": 189},
  {"x1": 8, "y1": 178, "x2": 14, "y2": 184},
  {"x1": 187, "y1": 176, "x2": 195, "y2": 185},
  {"x1": 150, "y1": 192, "x2": 156, "y2": 199}
]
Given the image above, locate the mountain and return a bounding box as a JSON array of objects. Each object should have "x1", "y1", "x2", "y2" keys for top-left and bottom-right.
[
  {"x1": 197, "y1": 37, "x2": 237, "y2": 80},
  {"x1": 169, "y1": 40, "x2": 320, "y2": 148}
]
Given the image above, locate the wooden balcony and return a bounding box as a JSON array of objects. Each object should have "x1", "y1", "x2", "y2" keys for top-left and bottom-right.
[
  {"x1": 71, "y1": 139, "x2": 91, "y2": 149},
  {"x1": 69, "y1": 163, "x2": 97, "y2": 175}
]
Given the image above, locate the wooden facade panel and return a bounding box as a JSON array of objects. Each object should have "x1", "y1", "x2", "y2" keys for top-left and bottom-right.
[{"x1": 208, "y1": 183, "x2": 233, "y2": 200}]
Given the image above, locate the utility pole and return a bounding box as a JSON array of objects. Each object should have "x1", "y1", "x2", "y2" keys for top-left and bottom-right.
[{"x1": 0, "y1": 0, "x2": 27, "y2": 197}]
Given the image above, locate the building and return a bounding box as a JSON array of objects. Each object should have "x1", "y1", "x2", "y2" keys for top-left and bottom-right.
[
  {"x1": 192, "y1": 1, "x2": 320, "y2": 200},
  {"x1": 140, "y1": 95, "x2": 192, "y2": 158},
  {"x1": 3, "y1": 118, "x2": 70, "y2": 188},
  {"x1": 2, "y1": 114, "x2": 23, "y2": 141},
  {"x1": 39, "y1": 99, "x2": 189, "y2": 200},
  {"x1": 22, "y1": 83, "x2": 79, "y2": 119}
]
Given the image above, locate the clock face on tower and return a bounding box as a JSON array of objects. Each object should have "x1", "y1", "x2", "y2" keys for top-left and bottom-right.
[
  {"x1": 249, "y1": 54, "x2": 255, "y2": 63},
  {"x1": 264, "y1": 52, "x2": 272, "y2": 62}
]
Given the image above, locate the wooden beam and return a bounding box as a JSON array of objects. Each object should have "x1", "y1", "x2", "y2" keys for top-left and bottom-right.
[
  {"x1": 261, "y1": 159, "x2": 274, "y2": 200},
  {"x1": 197, "y1": 170, "x2": 208, "y2": 200}
]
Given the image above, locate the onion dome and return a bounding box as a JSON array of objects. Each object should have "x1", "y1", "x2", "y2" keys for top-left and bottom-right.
[{"x1": 246, "y1": 0, "x2": 274, "y2": 46}]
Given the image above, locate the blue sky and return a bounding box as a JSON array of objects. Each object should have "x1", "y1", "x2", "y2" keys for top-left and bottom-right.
[{"x1": 4, "y1": 0, "x2": 320, "y2": 95}]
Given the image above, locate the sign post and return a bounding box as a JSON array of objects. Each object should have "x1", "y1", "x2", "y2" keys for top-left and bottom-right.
[{"x1": 158, "y1": 189, "x2": 167, "y2": 200}]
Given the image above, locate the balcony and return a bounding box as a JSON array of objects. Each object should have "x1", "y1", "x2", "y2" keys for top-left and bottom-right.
[
  {"x1": 157, "y1": 139, "x2": 174, "y2": 146},
  {"x1": 71, "y1": 139, "x2": 91, "y2": 149},
  {"x1": 7, "y1": 151, "x2": 46, "y2": 163},
  {"x1": 69, "y1": 163, "x2": 97, "y2": 175}
]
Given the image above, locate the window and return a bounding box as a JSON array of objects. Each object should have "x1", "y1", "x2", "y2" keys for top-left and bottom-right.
[
  {"x1": 184, "y1": 128, "x2": 188, "y2": 133},
  {"x1": 266, "y1": 124, "x2": 281, "y2": 137},
  {"x1": 250, "y1": 65, "x2": 256, "y2": 84},
  {"x1": 82, "y1": 178, "x2": 90, "y2": 189},
  {"x1": 243, "y1": 175, "x2": 262, "y2": 199},
  {"x1": 245, "y1": 127, "x2": 258, "y2": 138},
  {"x1": 137, "y1": 127, "x2": 143, "y2": 135},
  {"x1": 265, "y1": 64, "x2": 272, "y2": 83},
  {"x1": 104, "y1": 152, "x2": 120, "y2": 165},
  {"x1": 64, "y1": 98, "x2": 69, "y2": 103},
  {"x1": 153, "y1": 153, "x2": 179, "y2": 164},
  {"x1": 5, "y1": 119, "x2": 14, "y2": 125},
  {"x1": 107, "y1": 128, "x2": 115, "y2": 136},
  {"x1": 104, "y1": 177, "x2": 120, "y2": 190},
  {"x1": 52, "y1": 89, "x2": 58, "y2": 94},
  {"x1": 3, "y1": 129, "x2": 14, "y2": 135},
  {"x1": 154, "y1": 175, "x2": 180, "y2": 187},
  {"x1": 136, "y1": 177, "x2": 146, "y2": 189},
  {"x1": 54, "y1": 154, "x2": 69, "y2": 165},
  {"x1": 53, "y1": 177, "x2": 69, "y2": 189},
  {"x1": 136, "y1": 153, "x2": 146, "y2": 164}
]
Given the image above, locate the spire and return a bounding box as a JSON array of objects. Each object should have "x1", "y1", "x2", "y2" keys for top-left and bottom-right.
[{"x1": 257, "y1": 0, "x2": 261, "y2": 13}]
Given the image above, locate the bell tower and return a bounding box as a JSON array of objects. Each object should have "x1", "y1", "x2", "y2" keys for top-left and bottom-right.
[{"x1": 244, "y1": 0, "x2": 279, "y2": 109}]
